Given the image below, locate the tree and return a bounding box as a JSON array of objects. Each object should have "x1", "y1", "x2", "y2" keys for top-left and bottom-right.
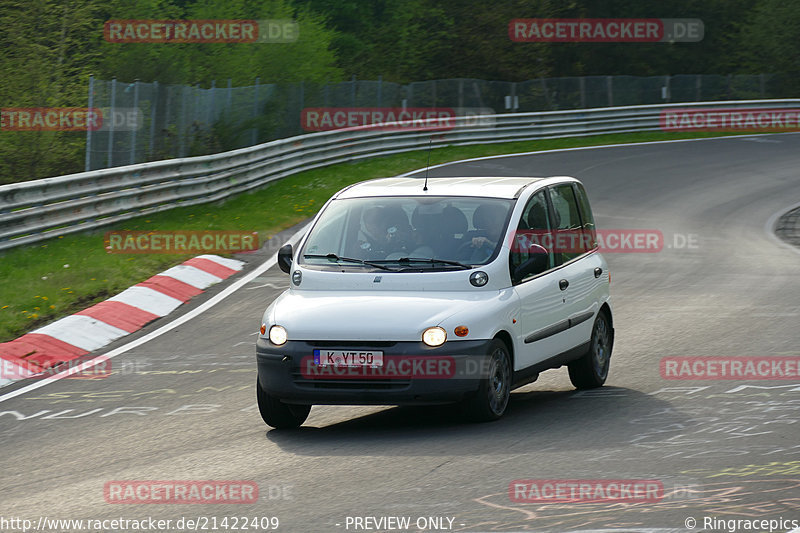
[
  {"x1": 97, "y1": 0, "x2": 343, "y2": 85},
  {"x1": 0, "y1": 0, "x2": 104, "y2": 183}
]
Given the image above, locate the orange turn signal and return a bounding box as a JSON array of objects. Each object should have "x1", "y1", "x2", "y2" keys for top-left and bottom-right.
[
  {"x1": 260, "y1": 324, "x2": 267, "y2": 335},
  {"x1": 454, "y1": 326, "x2": 469, "y2": 337}
]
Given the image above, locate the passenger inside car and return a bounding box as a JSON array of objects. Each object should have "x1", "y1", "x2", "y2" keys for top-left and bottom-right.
[{"x1": 359, "y1": 205, "x2": 413, "y2": 258}]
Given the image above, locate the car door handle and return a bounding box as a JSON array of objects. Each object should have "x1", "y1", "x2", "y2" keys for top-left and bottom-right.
[
  {"x1": 594, "y1": 267, "x2": 603, "y2": 278},
  {"x1": 559, "y1": 279, "x2": 569, "y2": 291}
]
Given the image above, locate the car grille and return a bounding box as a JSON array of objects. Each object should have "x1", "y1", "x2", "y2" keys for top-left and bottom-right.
[{"x1": 291, "y1": 374, "x2": 411, "y2": 390}]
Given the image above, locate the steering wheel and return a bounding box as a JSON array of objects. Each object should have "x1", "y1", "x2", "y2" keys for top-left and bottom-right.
[{"x1": 456, "y1": 239, "x2": 493, "y2": 263}]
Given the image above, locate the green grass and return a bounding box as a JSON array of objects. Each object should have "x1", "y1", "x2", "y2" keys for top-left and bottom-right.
[{"x1": 0, "y1": 130, "x2": 742, "y2": 342}]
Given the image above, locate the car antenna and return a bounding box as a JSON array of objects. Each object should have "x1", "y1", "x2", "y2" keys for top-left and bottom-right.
[{"x1": 423, "y1": 137, "x2": 432, "y2": 191}]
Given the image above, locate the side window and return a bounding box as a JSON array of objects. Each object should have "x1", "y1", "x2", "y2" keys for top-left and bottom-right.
[
  {"x1": 573, "y1": 183, "x2": 598, "y2": 251},
  {"x1": 509, "y1": 190, "x2": 555, "y2": 282},
  {"x1": 548, "y1": 184, "x2": 590, "y2": 263}
]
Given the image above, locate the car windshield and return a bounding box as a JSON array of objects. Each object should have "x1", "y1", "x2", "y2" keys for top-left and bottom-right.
[{"x1": 300, "y1": 196, "x2": 513, "y2": 269}]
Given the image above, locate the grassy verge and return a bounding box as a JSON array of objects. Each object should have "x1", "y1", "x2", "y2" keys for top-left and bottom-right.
[{"x1": 0, "y1": 130, "x2": 742, "y2": 342}]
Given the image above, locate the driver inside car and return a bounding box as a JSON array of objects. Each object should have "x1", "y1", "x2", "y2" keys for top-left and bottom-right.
[{"x1": 359, "y1": 206, "x2": 412, "y2": 257}]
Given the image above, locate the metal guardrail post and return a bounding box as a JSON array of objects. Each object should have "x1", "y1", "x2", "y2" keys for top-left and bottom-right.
[
  {"x1": 227, "y1": 78, "x2": 232, "y2": 116},
  {"x1": 179, "y1": 85, "x2": 188, "y2": 157},
  {"x1": 149, "y1": 81, "x2": 158, "y2": 159},
  {"x1": 85, "y1": 75, "x2": 94, "y2": 171},
  {"x1": 193, "y1": 83, "x2": 200, "y2": 148},
  {"x1": 299, "y1": 81, "x2": 305, "y2": 135},
  {"x1": 108, "y1": 78, "x2": 117, "y2": 168},
  {"x1": 130, "y1": 79, "x2": 140, "y2": 165},
  {"x1": 209, "y1": 79, "x2": 216, "y2": 126},
  {"x1": 252, "y1": 77, "x2": 260, "y2": 145}
]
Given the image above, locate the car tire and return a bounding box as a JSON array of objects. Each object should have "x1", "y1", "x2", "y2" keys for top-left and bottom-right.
[
  {"x1": 568, "y1": 310, "x2": 613, "y2": 389},
  {"x1": 463, "y1": 338, "x2": 512, "y2": 422},
  {"x1": 256, "y1": 378, "x2": 311, "y2": 429}
]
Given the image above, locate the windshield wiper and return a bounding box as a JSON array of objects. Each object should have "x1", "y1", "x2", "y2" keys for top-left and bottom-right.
[
  {"x1": 375, "y1": 257, "x2": 472, "y2": 269},
  {"x1": 303, "y1": 253, "x2": 393, "y2": 271}
]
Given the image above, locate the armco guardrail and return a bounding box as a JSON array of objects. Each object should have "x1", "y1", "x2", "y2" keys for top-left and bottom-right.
[{"x1": 1, "y1": 99, "x2": 797, "y2": 251}]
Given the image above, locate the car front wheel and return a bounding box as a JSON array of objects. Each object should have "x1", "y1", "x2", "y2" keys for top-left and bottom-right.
[
  {"x1": 463, "y1": 338, "x2": 512, "y2": 422},
  {"x1": 256, "y1": 378, "x2": 311, "y2": 429},
  {"x1": 568, "y1": 310, "x2": 613, "y2": 389}
]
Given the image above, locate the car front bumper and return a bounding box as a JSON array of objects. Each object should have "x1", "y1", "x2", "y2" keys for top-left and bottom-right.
[{"x1": 256, "y1": 337, "x2": 495, "y2": 405}]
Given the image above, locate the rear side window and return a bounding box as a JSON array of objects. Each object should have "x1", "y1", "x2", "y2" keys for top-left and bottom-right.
[
  {"x1": 573, "y1": 183, "x2": 598, "y2": 251},
  {"x1": 548, "y1": 184, "x2": 592, "y2": 263}
]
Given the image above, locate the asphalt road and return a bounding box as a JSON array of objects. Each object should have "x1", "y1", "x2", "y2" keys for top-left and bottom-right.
[{"x1": 1, "y1": 134, "x2": 799, "y2": 533}]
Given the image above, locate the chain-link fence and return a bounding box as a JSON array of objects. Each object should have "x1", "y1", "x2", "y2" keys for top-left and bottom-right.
[{"x1": 85, "y1": 73, "x2": 794, "y2": 171}]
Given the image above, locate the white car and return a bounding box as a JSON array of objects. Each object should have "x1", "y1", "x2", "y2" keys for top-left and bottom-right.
[{"x1": 256, "y1": 176, "x2": 613, "y2": 428}]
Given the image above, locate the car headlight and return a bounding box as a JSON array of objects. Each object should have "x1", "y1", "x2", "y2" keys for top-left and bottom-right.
[
  {"x1": 422, "y1": 326, "x2": 447, "y2": 347},
  {"x1": 269, "y1": 325, "x2": 288, "y2": 346}
]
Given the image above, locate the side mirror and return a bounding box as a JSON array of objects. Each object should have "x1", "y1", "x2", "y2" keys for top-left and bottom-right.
[
  {"x1": 277, "y1": 244, "x2": 293, "y2": 274},
  {"x1": 512, "y1": 244, "x2": 549, "y2": 284}
]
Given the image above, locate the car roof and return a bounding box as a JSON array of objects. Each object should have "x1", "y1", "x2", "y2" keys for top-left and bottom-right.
[{"x1": 335, "y1": 176, "x2": 567, "y2": 200}]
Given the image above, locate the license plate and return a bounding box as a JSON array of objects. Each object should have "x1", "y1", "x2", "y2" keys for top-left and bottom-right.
[{"x1": 313, "y1": 349, "x2": 384, "y2": 367}]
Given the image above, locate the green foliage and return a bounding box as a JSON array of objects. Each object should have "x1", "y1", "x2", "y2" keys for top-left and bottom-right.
[
  {"x1": 736, "y1": 0, "x2": 800, "y2": 76},
  {"x1": 296, "y1": 0, "x2": 798, "y2": 80},
  {"x1": 0, "y1": 0, "x2": 342, "y2": 184},
  {"x1": 0, "y1": 0, "x2": 105, "y2": 183},
  {"x1": 96, "y1": 0, "x2": 343, "y2": 84}
]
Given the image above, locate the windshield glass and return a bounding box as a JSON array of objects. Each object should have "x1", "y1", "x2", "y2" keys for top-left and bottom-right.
[{"x1": 300, "y1": 196, "x2": 513, "y2": 268}]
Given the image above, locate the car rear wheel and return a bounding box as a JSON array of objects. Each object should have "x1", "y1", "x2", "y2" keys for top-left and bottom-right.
[
  {"x1": 256, "y1": 378, "x2": 311, "y2": 429},
  {"x1": 463, "y1": 338, "x2": 512, "y2": 422},
  {"x1": 568, "y1": 310, "x2": 613, "y2": 389}
]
